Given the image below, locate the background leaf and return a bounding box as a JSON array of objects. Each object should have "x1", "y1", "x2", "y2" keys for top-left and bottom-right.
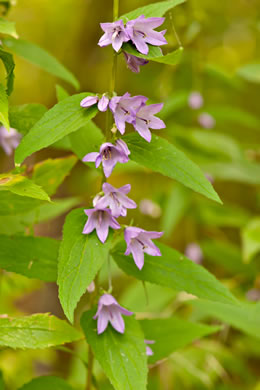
[
  {"x1": 0, "y1": 174, "x2": 50, "y2": 201},
  {"x1": 236, "y1": 63, "x2": 260, "y2": 83},
  {"x1": 69, "y1": 120, "x2": 104, "y2": 160},
  {"x1": 241, "y1": 218, "x2": 260, "y2": 263},
  {"x1": 9, "y1": 103, "x2": 47, "y2": 135},
  {"x1": 123, "y1": 43, "x2": 183, "y2": 65},
  {"x1": 0, "y1": 83, "x2": 9, "y2": 130},
  {"x1": 19, "y1": 376, "x2": 75, "y2": 390},
  {"x1": 0, "y1": 48, "x2": 15, "y2": 95},
  {"x1": 0, "y1": 17, "x2": 17, "y2": 38}
]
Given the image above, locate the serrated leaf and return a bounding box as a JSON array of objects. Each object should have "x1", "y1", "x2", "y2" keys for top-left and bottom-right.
[
  {"x1": 9, "y1": 103, "x2": 47, "y2": 135},
  {"x1": 236, "y1": 63, "x2": 260, "y2": 84},
  {"x1": 112, "y1": 241, "x2": 237, "y2": 305},
  {"x1": 19, "y1": 376, "x2": 75, "y2": 390},
  {"x1": 3, "y1": 37, "x2": 79, "y2": 89},
  {"x1": 58, "y1": 208, "x2": 112, "y2": 323},
  {"x1": 69, "y1": 120, "x2": 104, "y2": 160},
  {"x1": 0, "y1": 173, "x2": 50, "y2": 201},
  {"x1": 140, "y1": 317, "x2": 220, "y2": 363},
  {"x1": 0, "y1": 83, "x2": 9, "y2": 130},
  {"x1": 0, "y1": 235, "x2": 59, "y2": 281},
  {"x1": 120, "y1": 0, "x2": 186, "y2": 22},
  {"x1": 0, "y1": 313, "x2": 82, "y2": 349},
  {"x1": 123, "y1": 43, "x2": 183, "y2": 65},
  {"x1": 124, "y1": 133, "x2": 221, "y2": 203},
  {"x1": 32, "y1": 155, "x2": 78, "y2": 196},
  {"x1": 0, "y1": 48, "x2": 15, "y2": 95},
  {"x1": 241, "y1": 218, "x2": 260, "y2": 263},
  {"x1": 15, "y1": 93, "x2": 98, "y2": 164},
  {"x1": 81, "y1": 310, "x2": 147, "y2": 390},
  {"x1": 0, "y1": 17, "x2": 17, "y2": 38}
]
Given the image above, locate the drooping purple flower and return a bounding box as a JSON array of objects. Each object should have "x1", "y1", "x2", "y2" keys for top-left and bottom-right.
[
  {"x1": 93, "y1": 294, "x2": 133, "y2": 334},
  {"x1": 126, "y1": 15, "x2": 167, "y2": 55},
  {"x1": 124, "y1": 227, "x2": 163, "y2": 270},
  {"x1": 83, "y1": 207, "x2": 120, "y2": 243},
  {"x1": 80, "y1": 94, "x2": 109, "y2": 112},
  {"x1": 198, "y1": 112, "x2": 216, "y2": 129},
  {"x1": 0, "y1": 126, "x2": 21, "y2": 156},
  {"x1": 188, "y1": 91, "x2": 204, "y2": 110},
  {"x1": 98, "y1": 20, "x2": 130, "y2": 52},
  {"x1": 185, "y1": 243, "x2": 203, "y2": 264},
  {"x1": 145, "y1": 339, "x2": 155, "y2": 356},
  {"x1": 82, "y1": 139, "x2": 130, "y2": 178},
  {"x1": 109, "y1": 93, "x2": 147, "y2": 134},
  {"x1": 95, "y1": 183, "x2": 137, "y2": 217},
  {"x1": 134, "y1": 103, "x2": 165, "y2": 142},
  {"x1": 123, "y1": 51, "x2": 149, "y2": 73}
]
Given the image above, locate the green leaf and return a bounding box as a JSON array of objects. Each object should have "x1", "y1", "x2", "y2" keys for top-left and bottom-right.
[
  {"x1": 58, "y1": 208, "x2": 112, "y2": 323},
  {"x1": 0, "y1": 83, "x2": 9, "y2": 130},
  {"x1": 15, "y1": 93, "x2": 98, "y2": 164},
  {"x1": 0, "y1": 17, "x2": 17, "y2": 38},
  {"x1": 0, "y1": 235, "x2": 59, "y2": 281},
  {"x1": 0, "y1": 192, "x2": 40, "y2": 215},
  {"x1": 140, "y1": 317, "x2": 220, "y2": 363},
  {"x1": 0, "y1": 47, "x2": 15, "y2": 95},
  {"x1": 69, "y1": 120, "x2": 104, "y2": 160},
  {"x1": 32, "y1": 155, "x2": 78, "y2": 196},
  {"x1": 3, "y1": 37, "x2": 79, "y2": 89},
  {"x1": 9, "y1": 103, "x2": 47, "y2": 135},
  {"x1": 0, "y1": 313, "x2": 82, "y2": 349},
  {"x1": 112, "y1": 241, "x2": 237, "y2": 305},
  {"x1": 190, "y1": 300, "x2": 260, "y2": 341},
  {"x1": 120, "y1": 0, "x2": 186, "y2": 22},
  {"x1": 236, "y1": 63, "x2": 260, "y2": 84},
  {"x1": 19, "y1": 376, "x2": 75, "y2": 390},
  {"x1": 81, "y1": 310, "x2": 147, "y2": 390},
  {"x1": 123, "y1": 43, "x2": 183, "y2": 65},
  {"x1": 56, "y1": 84, "x2": 69, "y2": 101},
  {"x1": 241, "y1": 218, "x2": 260, "y2": 263},
  {"x1": 124, "y1": 133, "x2": 221, "y2": 203},
  {"x1": 0, "y1": 173, "x2": 50, "y2": 201}
]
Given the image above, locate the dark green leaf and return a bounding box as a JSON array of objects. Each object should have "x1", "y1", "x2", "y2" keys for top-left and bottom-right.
[
  {"x1": 69, "y1": 120, "x2": 104, "y2": 160},
  {"x1": 19, "y1": 376, "x2": 75, "y2": 390},
  {"x1": 9, "y1": 103, "x2": 47, "y2": 135},
  {"x1": 0, "y1": 47, "x2": 15, "y2": 95},
  {"x1": 0, "y1": 192, "x2": 40, "y2": 215},
  {"x1": 0, "y1": 83, "x2": 9, "y2": 130},
  {"x1": 123, "y1": 43, "x2": 183, "y2": 65}
]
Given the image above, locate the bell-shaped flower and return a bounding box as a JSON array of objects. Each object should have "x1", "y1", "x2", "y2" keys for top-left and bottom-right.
[
  {"x1": 123, "y1": 51, "x2": 149, "y2": 73},
  {"x1": 98, "y1": 20, "x2": 130, "y2": 52},
  {"x1": 126, "y1": 15, "x2": 167, "y2": 55},
  {"x1": 95, "y1": 183, "x2": 137, "y2": 217},
  {"x1": 0, "y1": 126, "x2": 21, "y2": 156},
  {"x1": 124, "y1": 226, "x2": 163, "y2": 270},
  {"x1": 80, "y1": 94, "x2": 109, "y2": 112},
  {"x1": 83, "y1": 207, "x2": 120, "y2": 243},
  {"x1": 93, "y1": 294, "x2": 133, "y2": 334},
  {"x1": 109, "y1": 92, "x2": 147, "y2": 134},
  {"x1": 134, "y1": 103, "x2": 165, "y2": 142},
  {"x1": 82, "y1": 139, "x2": 130, "y2": 178}
]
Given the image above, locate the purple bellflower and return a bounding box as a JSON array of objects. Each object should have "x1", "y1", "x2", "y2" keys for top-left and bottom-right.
[
  {"x1": 82, "y1": 139, "x2": 130, "y2": 178},
  {"x1": 83, "y1": 207, "x2": 120, "y2": 243},
  {"x1": 145, "y1": 339, "x2": 155, "y2": 356},
  {"x1": 123, "y1": 51, "x2": 149, "y2": 73},
  {"x1": 98, "y1": 20, "x2": 130, "y2": 52},
  {"x1": 124, "y1": 226, "x2": 163, "y2": 270},
  {"x1": 0, "y1": 126, "x2": 21, "y2": 156},
  {"x1": 109, "y1": 92, "x2": 147, "y2": 134},
  {"x1": 134, "y1": 103, "x2": 165, "y2": 142},
  {"x1": 80, "y1": 94, "x2": 109, "y2": 112},
  {"x1": 93, "y1": 294, "x2": 133, "y2": 334},
  {"x1": 188, "y1": 91, "x2": 204, "y2": 110},
  {"x1": 95, "y1": 182, "x2": 137, "y2": 217},
  {"x1": 126, "y1": 15, "x2": 167, "y2": 55}
]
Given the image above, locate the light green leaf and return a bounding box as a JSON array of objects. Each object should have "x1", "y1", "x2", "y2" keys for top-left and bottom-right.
[
  {"x1": 19, "y1": 376, "x2": 75, "y2": 390},
  {"x1": 69, "y1": 120, "x2": 104, "y2": 160},
  {"x1": 124, "y1": 133, "x2": 221, "y2": 203},
  {"x1": 58, "y1": 208, "x2": 112, "y2": 323},
  {"x1": 120, "y1": 0, "x2": 186, "y2": 22},
  {"x1": 3, "y1": 37, "x2": 79, "y2": 89},
  {"x1": 140, "y1": 317, "x2": 220, "y2": 363},
  {"x1": 190, "y1": 300, "x2": 260, "y2": 340},
  {"x1": 81, "y1": 310, "x2": 147, "y2": 390},
  {"x1": 0, "y1": 17, "x2": 17, "y2": 38},
  {"x1": 32, "y1": 155, "x2": 78, "y2": 196},
  {"x1": 56, "y1": 84, "x2": 69, "y2": 102},
  {"x1": 123, "y1": 43, "x2": 183, "y2": 65},
  {"x1": 0, "y1": 48, "x2": 15, "y2": 95},
  {"x1": 0, "y1": 235, "x2": 59, "y2": 281},
  {"x1": 0, "y1": 83, "x2": 9, "y2": 130},
  {"x1": 237, "y1": 63, "x2": 260, "y2": 84},
  {"x1": 15, "y1": 93, "x2": 98, "y2": 164},
  {"x1": 0, "y1": 173, "x2": 50, "y2": 201},
  {"x1": 0, "y1": 313, "x2": 82, "y2": 349},
  {"x1": 9, "y1": 103, "x2": 47, "y2": 135},
  {"x1": 112, "y1": 241, "x2": 238, "y2": 305},
  {"x1": 241, "y1": 218, "x2": 260, "y2": 263}
]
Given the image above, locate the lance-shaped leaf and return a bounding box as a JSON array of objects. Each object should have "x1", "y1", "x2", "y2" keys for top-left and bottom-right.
[
  {"x1": 0, "y1": 173, "x2": 50, "y2": 201},
  {"x1": 123, "y1": 44, "x2": 183, "y2": 66},
  {"x1": 0, "y1": 235, "x2": 59, "y2": 281},
  {"x1": 19, "y1": 376, "x2": 75, "y2": 390},
  {"x1": 140, "y1": 317, "x2": 220, "y2": 363},
  {"x1": 112, "y1": 241, "x2": 238, "y2": 305},
  {"x1": 81, "y1": 310, "x2": 147, "y2": 390},
  {"x1": 241, "y1": 218, "x2": 260, "y2": 263},
  {"x1": 0, "y1": 48, "x2": 15, "y2": 95},
  {"x1": 69, "y1": 120, "x2": 104, "y2": 160},
  {"x1": 0, "y1": 17, "x2": 17, "y2": 38},
  {"x1": 15, "y1": 93, "x2": 98, "y2": 164},
  {"x1": 9, "y1": 103, "x2": 47, "y2": 135},
  {"x1": 58, "y1": 208, "x2": 112, "y2": 323},
  {"x1": 124, "y1": 133, "x2": 221, "y2": 203},
  {"x1": 3, "y1": 37, "x2": 79, "y2": 89},
  {"x1": 120, "y1": 0, "x2": 186, "y2": 22},
  {"x1": 0, "y1": 313, "x2": 82, "y2": 349},
  {"x1": 0, "y1": 83, "x2": 9, "y2": 130}
]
